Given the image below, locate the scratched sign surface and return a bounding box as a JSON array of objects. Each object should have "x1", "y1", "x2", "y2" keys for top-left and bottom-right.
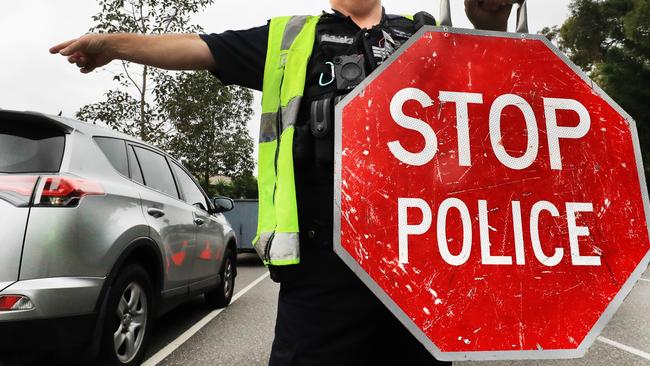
[{"x1": 333, "y1": 28, "x2": 650, "y2": 361}]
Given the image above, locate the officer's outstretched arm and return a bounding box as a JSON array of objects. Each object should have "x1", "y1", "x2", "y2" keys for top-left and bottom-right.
[{"x1": 49, "y1": 33, "x2": 216, "y2": 74}]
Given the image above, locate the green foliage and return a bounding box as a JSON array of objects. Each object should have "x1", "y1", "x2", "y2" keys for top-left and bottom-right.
[
  {"x1": 201, "y1": 174, "x2": 258, "y2": 199},
  {"x1": 230, "y1": 174, "x2": 259, "y2": 199},
  {"x1": 77, "y1": 0, "x2": 214, "y2": 143},
  {"x1": 91, "y1": 0, "x2": 212, "y2": 34},
  {"x1": 160, "y1": 71, "x2": 255, "y2": 191},
  {"x1": 207, "y1": 174, "x2": 258, "y2": 199},
  {"x1": 78, "y1": 0, "x2": 257, "y2": 194},
  {"x1": 77, "y1": 89, "x2": 141, "y2": 131},
  {"x1": 543, "y1": 0, "x2": 650, "y2": 176}
]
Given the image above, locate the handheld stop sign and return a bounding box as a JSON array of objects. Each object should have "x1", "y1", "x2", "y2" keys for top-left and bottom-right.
[{"x1": 333, "y1": 4, "x2": 650, "y2": 361}]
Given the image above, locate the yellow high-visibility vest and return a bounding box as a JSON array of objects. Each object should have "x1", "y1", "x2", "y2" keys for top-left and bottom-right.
[
  {"x1": 254, "y1": 15, "x2": 321, "y2": 266},
  {"x1": 254, "y1": 14, "x2": 419, "y2": 266}
]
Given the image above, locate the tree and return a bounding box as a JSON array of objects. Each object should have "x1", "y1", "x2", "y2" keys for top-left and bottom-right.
[
  {"x1": 160, "y1": 70, "x2": 255, "y2": 193},
  {"x1": 77, "y1": 0, "x2": 214, "y2": 144},
  {"x1": 541, "y1": 0, "x2": 650, "y2": 178},
  {"x1": 76, "y1": 0, "x2": 257, "y2": 196},
  {"x1": 230, "y1": 173, "x2": 259, "y2": 199},
  {"x1": 211, "y1": 174, "x2": 258, "y2": 199}
]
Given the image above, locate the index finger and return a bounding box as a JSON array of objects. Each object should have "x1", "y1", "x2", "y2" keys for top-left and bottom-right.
[{"x1": 49, "y1": 38, "x2": 77, "y2": 54}]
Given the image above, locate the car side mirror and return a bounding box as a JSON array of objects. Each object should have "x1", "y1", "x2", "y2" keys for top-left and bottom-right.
[{"x1": 212, "y1": 197, "x2": 235, "y2": 213}]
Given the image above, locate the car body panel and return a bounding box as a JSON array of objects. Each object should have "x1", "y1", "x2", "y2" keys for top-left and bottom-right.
[
  {"x1": 0, "y1": 281, "x2": 15, "y2": 293},
  {"x1": 17, "y1": 125, "x2": 151, "y2": 279},
  {"x1": 139, "y1": 187, "x2": 198, "y2": 291},
  {"x1": 20, "y1": 195, "x2": 150, "y2": 279},
  {"x1": 0, "y1": 200, "x2": 29, "y2": 284},
  {"x1": 191, "y1": 210, "x2": 227, "y2": 281},
  {"x1": 0, "y1": 277, "x2": 104, "y2": 321}
]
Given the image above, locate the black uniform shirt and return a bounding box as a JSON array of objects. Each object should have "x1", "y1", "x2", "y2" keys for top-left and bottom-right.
[
  {"x1": 200, "y1": 8, "x2": 412, "y2": 90},
  {"x1": 201, "y1": 8, "x2": 417, "y2": 304}
]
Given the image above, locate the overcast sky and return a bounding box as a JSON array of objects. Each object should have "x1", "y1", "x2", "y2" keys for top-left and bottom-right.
[{"x1": 0, "y1": 0, "x2": 572, "y2": 169}]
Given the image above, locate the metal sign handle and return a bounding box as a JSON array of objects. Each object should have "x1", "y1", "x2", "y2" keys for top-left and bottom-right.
[
  {"x1": 515, "y1": 0, "x2": 529, "y2": 33},
  {"x1": 439, "y1": 0, "x2": 529, "y2": 33}
]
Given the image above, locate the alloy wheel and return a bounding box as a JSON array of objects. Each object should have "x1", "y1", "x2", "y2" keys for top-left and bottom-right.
[
  {"x1": 223, "y1": 258, "x2": 233, "y2": 299},
  {"x1": 113, "y1": 282, "x2": 148, "y2": 364}
]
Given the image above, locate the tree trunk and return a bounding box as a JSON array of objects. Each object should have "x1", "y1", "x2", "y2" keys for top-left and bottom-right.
[
  {"x1": 203, "y1": 120, "x2": 213, "y2": 192},
  {"x1": 204, "y1": 168, "x2": 210, "y2": 193},
  {"x1": 140, "y1": 65, "x2": 148, "y2": 141}
]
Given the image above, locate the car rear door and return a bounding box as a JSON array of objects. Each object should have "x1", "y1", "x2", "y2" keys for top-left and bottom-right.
[
  {"x1": 170, "y1": 162, "x2": 225, "y2": 285},
  {"x1": 0, "y1": 115, "x2": 66, "y2": 290},
  {"x1": 129, "y1": 144, "x2": 197, "y2": 293},
  {"x1": 0, "y1": 182, "x2": 35, "y2": 291}
]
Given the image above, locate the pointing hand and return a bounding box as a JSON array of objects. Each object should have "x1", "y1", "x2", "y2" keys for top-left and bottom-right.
[{"x1": 49, "y1": 34, "x2": 114, "y2": 73}]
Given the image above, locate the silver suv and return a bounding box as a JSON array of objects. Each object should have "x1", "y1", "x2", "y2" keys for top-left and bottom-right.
[{"x1": 0, "y1": 110, "x2": 238, "y2": 365}]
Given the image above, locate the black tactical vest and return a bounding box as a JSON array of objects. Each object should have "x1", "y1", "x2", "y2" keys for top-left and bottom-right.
[{"x1": 293, "y1": 10, "x2": 436, "y2": 249}]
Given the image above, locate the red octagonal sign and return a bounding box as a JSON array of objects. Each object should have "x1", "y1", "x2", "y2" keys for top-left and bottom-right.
[{"x1": 334, "y1": 28, "x2": 650, "y2": 361}]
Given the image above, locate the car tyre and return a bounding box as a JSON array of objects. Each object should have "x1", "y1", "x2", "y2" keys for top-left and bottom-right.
[
  {"x1": 205, "y1": 248, "x2": 235, "y2": 308},
  {"x1": 98, "y1": 264, "x2": 154, "y2": 366}
]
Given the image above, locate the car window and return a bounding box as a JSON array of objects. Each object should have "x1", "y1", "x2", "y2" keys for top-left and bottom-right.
[
  {"x1": 127, "y1": 145, "x2": 144, "y2": 184},
  {"x1": 132, "y1": 146, "x2": 179, "y2": 198},
  {"x1": 172, "y1": 163, "x2": 208, "y2": 211},
  {"x1": 0, "y1": 124, "x2": 65, "y2": 173},
  {"x1": 94, "y1": 137, "x2": 128, "y2": 176}
]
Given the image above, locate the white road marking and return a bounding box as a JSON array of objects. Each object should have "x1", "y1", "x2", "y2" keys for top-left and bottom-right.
[
  {"x1": 639, "y1": 278, "x2": 650, "y2": 283},
  {"x1": 597, "y1": 336, "x2": 650, "y2": 361},
  {"x1": 141, "y1": 271, "x2": 271, "y2": 366}
]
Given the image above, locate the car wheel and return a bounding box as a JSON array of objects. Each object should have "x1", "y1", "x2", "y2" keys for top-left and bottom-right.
[
  {"x1": 205, "y1": 248, "x2": 235, "y2": 308},
  {"x1": 98, "y1": 264, "x2": 153, "y2": 366}
]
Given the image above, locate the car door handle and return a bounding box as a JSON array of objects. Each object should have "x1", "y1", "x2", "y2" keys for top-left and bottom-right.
[
  {"x1": 194, "y1": 218, "x2": 205, "y2": 226},
  {"x1": 147, "y1": 208, "x2": 165, "y2": 218}
]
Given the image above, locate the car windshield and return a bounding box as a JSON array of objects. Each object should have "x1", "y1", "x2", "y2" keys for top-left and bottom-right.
[{"x1": 0, "y1": 124, "x2": 65, "y2": 173}]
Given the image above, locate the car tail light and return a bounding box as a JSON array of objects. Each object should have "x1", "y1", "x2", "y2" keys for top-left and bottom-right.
[
  {"x1": 34, "y1": 176, "x2": 105, "y2": 207},
  {"x1": 0, "y1": 175, "x2": 39, "y2": 207},
  {"x1": 0, "y1": 295, "x2": 34, "y2": 311}
]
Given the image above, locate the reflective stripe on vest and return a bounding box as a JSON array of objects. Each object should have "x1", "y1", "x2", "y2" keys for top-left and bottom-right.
[{"x1": 254, "y1": 15, "x2": 321, "y2": 266}]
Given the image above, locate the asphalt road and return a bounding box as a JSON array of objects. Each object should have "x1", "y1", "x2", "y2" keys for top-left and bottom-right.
[
  {"x1": 2, "y1": 254, "x2": 649, "y2": 365},
  {"x1": 141, "y1": 256, "x2": 650, "y2": 366},
  {"x1": 142, "y1": 255, "x2": 650, "y2": 366},
  {"x1": 142, "y1": 253, "x2": 276, "y2": 366}
]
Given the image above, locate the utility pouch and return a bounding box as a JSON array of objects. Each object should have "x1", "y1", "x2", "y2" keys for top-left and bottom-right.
[
  {"x1": 310, "y1": 97, "x2": 334, "y2": 165},
  {"x1": 310, "y1": 97, "x2": 333, "y2": 138}
]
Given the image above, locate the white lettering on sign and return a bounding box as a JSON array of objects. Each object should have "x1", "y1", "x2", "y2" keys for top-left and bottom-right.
[
  {"x1": 437, "y1": 198, "x2": 473, "y2": 266},
  {"x1": 511, "y1": 201, "x2": 526, "y2": 265},
  {"x1": 489, "y1": 94, "x2": 539, "y2": 170},
  {"x1": 398, "y1": 198, "x2": 432, "y2": 263},
  {"x1": 566, "y1": 202, "x2": 600, "y2": 266},
  {"x1": 438, "y1": 91, "x2": 484, "y2": 166},
  {"x1": 387, "y1": 88, "x2": 591, "y2": 170},
  {"x1": 397, "y1": 198, "x2": 600, "y2": 267},
  {"x1": 544, "y1": 98, "x2": 591, "y2": 170},
  {"x1": 479, "y1": 200, "x2": 512, "y2": 265},
  {"x1": 388, "y1": 88, "x2": 437, "y2": 166},
  {"x1": 530, "y1": 201, "x2": 564, "y2": 266}
]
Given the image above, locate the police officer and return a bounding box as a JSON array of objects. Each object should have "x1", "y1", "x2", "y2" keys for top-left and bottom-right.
[{"x1": 51, "y1": 1, "x2": 513, "y2": 365}]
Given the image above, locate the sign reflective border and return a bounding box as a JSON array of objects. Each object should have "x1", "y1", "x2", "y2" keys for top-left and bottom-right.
[{"x1": 334, "y1": 27, "x2": 650, "y2": 361}]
